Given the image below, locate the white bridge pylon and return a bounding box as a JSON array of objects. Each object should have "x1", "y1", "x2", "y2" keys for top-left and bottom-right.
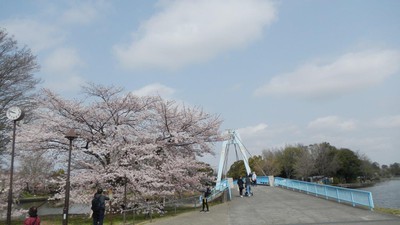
[{"x1": 216, "y1": 130, "x2": 251, "y2": 189}]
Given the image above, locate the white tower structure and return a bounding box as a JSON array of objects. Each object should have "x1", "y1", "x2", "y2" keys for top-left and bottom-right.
[{"x1": 216, "y1": 130, "x2": 251, "y2": 189}]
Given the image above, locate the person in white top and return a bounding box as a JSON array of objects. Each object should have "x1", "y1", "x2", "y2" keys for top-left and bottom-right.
[{"x1": 251, "y1": 171, "x2": 257, "y2": 186}]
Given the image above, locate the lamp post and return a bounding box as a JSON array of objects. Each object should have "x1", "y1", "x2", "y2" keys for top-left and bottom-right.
[
  {"x1": 5, "y1": 106, "x2": 24, "y2": 225},
  {"x1": 62, "y1": 129, "x2": 77, "y2": 225},
  {"x1": 123, "y1": 174, "x2": 127, "y2": 224}
]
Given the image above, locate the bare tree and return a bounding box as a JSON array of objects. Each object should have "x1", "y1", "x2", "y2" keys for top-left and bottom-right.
[
  {"x1": 18, "y1": 151, "x2": 53, "y2": 194},
  {"x1": 261, "y1": 149, "x2": 281, "y2": 176},
  {"x1": 357, "y1": 152, "x2": 379, "y2": 180},
  {"x1": 0, "y1": 28, "x2": 40, "y2": 158},
  {"x1": 277, "y1": 145, "x2": 303, "y2": 178},
  {"x1": 309, "y1": 142, "x2": 338, "y2": 177},
  {"x1": 294, "y1": 146, "x2": 315, "y2": 180}
]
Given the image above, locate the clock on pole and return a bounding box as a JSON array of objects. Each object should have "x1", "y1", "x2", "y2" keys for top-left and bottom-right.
[{"x1": 6, "y1": 106, "x2": 24, "y2": 121}]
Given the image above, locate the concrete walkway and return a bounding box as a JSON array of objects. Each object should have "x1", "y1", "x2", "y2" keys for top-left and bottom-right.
[{"x1": 144, "y1": 186, "x2": 400, "y2": 225}]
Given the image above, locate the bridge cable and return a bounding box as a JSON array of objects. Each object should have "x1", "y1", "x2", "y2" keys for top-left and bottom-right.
[
  {"x1": 233, "y1": 132, "x2": 267, "y2": 176},
  {"x1": 234, "y1": 144, "x2": 240, "y2": 161},
  {"x1": 222, "y1": 143, "x2": 230, "y2": 179}
]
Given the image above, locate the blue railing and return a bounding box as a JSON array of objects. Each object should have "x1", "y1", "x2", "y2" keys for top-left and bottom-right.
[
  {"x1": 274, "y1": 177, "x2": 374, "y2": 210},
  {"x1": 199, "y1": 179, "x2": 231, "y2": 204},
  {"x1": 256, "y1": 176, "x2": 270, "y2": 185},
  {"x1": 232, "y1": 176, "x2": 270, "y2": 185}
]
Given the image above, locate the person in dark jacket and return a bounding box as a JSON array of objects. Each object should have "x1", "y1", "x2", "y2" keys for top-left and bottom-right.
[
  {"x1": 245, "y1": 174, "x2": 252, "y2": 196},
  {"x1": 237, "y1": 176, "x2": 244, "y2": 197},
  {"x1": 201, "y1": 186, "x2": 211, "y2": 212},
  {"x1": 24, "y1": 206, "x2": 41, "y2": 225},
  {"x1": 92, "y1": 188, "x2": 110, "y2": 225}
]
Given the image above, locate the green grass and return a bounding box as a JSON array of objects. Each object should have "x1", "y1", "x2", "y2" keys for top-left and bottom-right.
[
  {"x1": 375, "y1": 207, "x2": 400, "y2": 217},
  {"x1": 8, "y1": 195, "x2": 226, "y2": 224},
  {"x1": 7, "y1": 205, "x2": 200, "y2": 225}
]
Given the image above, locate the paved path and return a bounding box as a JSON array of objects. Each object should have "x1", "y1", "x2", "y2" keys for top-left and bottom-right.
[{"x1": 144, "y1": 186, "x2": 400, "y2": 225}]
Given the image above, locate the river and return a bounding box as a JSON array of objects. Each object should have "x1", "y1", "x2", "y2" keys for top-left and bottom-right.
[
  {"x1": 360, "y1": 179, "x2": 400, "y2": 209},
  {"x1": 17, "y1": 201, "x2": 90, "y2": 216}
]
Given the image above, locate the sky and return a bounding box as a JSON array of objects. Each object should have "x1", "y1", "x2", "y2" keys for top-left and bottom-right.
[{"x1": 1, "y1": 0, "x2": 399, "y2": 170}]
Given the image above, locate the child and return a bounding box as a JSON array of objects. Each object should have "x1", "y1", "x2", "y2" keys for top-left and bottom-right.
[{"x1": 24, "y1": 206, "x2": 41, "y2": 225}]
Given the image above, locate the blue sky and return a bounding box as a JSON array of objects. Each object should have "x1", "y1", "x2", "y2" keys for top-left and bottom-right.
[{"x1": 1, "y1": 0, "x2": 399, "y2": 168}]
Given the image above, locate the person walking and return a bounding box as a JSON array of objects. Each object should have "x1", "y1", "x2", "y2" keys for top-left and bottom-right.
[
  {"x1": 201, "y1": 186, "x2": 211, "y2": 212},
  {"x1": 237, "y1": 176, "x2": 244, "y2": 197},
  {"x1": 144, "y1": 198, "x2": 151, "y2": 219},
  {"x1": 92, "y1": 188, "x2": 110, "y2": 225},
  {"x1": 24, "y1": 206, "x2": 41, "y2": 225},
  {"x1": 245, "y1": 174, "x2": 252, "y2": 196}
]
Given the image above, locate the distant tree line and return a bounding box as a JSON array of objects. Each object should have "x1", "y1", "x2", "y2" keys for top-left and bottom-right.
[{"x1": 227, "y1": 142, "x2": 400, "y2": 184}]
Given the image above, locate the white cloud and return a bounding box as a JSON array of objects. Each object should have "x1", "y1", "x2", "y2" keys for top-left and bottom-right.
[
  {"x1": 42, "y1": 47, "x2": 85, "y2": 92},
  {"x1": 114, "y1": 0, "x2": 276, "y2": 70},
  {"x1": 2, "y1": 19, "x2": 64, "y2": 52},
  {"x1": 236, "y1": 123, "x2": 282, "y2": 151},
  {"x1": 254, "y1": 49, "x2": 400, "y2": 98},
  {"x1": 131, "y1": 83, "x2": 176, "y2": 98},
  {"x1": 373, "y1": 115, "x2": 400, "y2": 128},
  {"x1": 61, "y1": 1, "x2": 109, "y2": 25},
  {"x1": 43, "y1": 48, "x2": 84, "y2": 74},
  {"x1": 307, "y1": 116, "x2": 356, "y2": 131},
  {"x1": 45, "y1": 74, "x2": 86, "y2": 93},
  {"x1": 238, "y1": 123, "x2": 268, "y2": 136}
]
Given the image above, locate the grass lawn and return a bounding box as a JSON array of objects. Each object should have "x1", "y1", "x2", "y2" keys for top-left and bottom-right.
[
  {"x1": 8, "y1": 205, "x2": 200, "y2": 225},
  {"x1": 375, "y1": 207, "x2": 400, "y2": 217}
]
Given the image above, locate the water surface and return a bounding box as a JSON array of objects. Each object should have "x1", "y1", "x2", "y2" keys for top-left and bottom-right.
[{"x1": 361, "y1": 179, "x2": 400, "y2": 209}]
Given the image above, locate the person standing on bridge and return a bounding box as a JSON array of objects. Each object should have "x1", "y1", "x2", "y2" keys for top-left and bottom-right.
[
  {"x1": 237, "y1": 176, "x2": 244, "y2": 197},
  {"x1": 252, "y1": 171, "x2": 257, "y2": 187},
  {"x1": 245, "y1": 174, "x2": 252, "y2": 196}
]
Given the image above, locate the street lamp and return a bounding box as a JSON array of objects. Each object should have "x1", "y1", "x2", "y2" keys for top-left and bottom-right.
[
  {"x1": 123, "y1": 174, "x2": 127, "y2": 224},
  {"x1": 62, "y1": 129, "x2": 78, "y2": 225}
]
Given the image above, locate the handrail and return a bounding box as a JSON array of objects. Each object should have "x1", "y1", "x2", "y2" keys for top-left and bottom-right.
[
  {"x1": 274, "y1": 177, "x2": 374, "y2": 210},
  {"x1": 203, "y1": 179, "x2": 231, "y2": 202},
  {"x1": 256, "y1": 176, "x2": 270, "y2": 185},
  {"x1": 232, "y1": 176, "x2": 270, "y2": 185}
]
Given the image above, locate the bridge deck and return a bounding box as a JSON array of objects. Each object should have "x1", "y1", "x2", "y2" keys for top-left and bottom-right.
[{"x1": 146, "y1": 186, "x2": 400, "y2": 225}]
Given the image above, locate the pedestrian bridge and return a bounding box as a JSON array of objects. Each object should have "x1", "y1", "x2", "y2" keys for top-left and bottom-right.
[
  {"x1": 250, "y1": 176, "x2": 374, "y2": 210},
  {"x1": 146, "y1": 178, "x2": 400, "y2": 225}
]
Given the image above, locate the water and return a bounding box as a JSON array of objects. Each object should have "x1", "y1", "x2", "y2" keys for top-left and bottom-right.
[
  {"x1": 17, "y1": 201, "x2": 90, "y2": 216},
  {"x1": 360, "y1": 179, "x2": 400, "y2": 209}
]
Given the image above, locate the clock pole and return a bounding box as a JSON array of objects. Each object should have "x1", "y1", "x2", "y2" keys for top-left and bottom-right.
[
  {"x1": 5, "y1": 106, "x2": 24, "y2": 224},
  {"x1": 6, "y1": 120, "x2": 17, "y2": 225}
]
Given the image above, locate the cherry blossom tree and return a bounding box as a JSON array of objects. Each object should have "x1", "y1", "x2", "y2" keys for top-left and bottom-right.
[
  {"x1": 18, "y1": 151, "x2": 53, "y2": 194},
  {"x1": 16, "y1": 84, "x2": 222, "y2": 206}
]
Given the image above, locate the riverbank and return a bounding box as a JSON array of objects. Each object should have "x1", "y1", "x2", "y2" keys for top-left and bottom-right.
[
  {"x1": 17, "y1": 196, "x2": 48, "y2": 203},
  {"x1": 337, "y1": 176, "x2": 400, "y2": 189},
  {"x1": 337, "y1": 182, "x2": 376, "y2": 188},
  {"x1": 376, "y1": 208, "x2": 400, "y2": 217}
]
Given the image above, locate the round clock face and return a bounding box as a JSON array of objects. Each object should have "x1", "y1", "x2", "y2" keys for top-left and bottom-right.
[{"x1": 6, "y1": 106, "x2": 23, "y2": 121}]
